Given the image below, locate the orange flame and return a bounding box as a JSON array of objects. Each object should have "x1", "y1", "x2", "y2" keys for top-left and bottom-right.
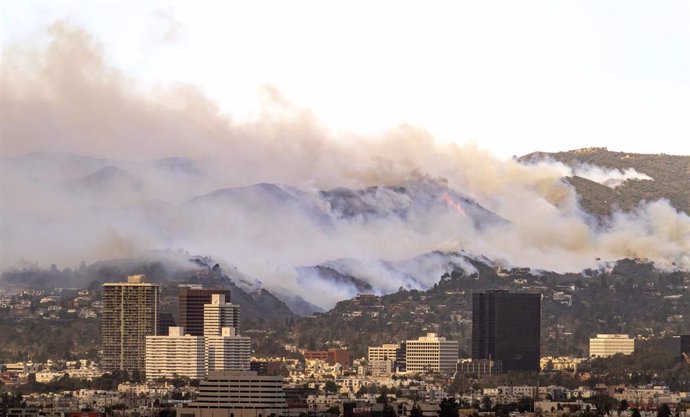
[{"x1": 441, "y1": 192, "x2": 466, "y2": 216}]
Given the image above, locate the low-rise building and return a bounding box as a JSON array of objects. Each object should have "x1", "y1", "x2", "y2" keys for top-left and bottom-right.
[
  {"x1": 405, "y1": 333, "x2": 458, "y2": 374},
  {"x1": 179, "y1": 371, "x2": 287, "y2": 417},
  {"x1": 589, "y1": 334, "x2": 635, "y2": 358}
]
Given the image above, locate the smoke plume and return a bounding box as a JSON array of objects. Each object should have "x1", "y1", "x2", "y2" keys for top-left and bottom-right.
[{"x1": 1, "y1": 23, "x2": 689, "y2": 308}]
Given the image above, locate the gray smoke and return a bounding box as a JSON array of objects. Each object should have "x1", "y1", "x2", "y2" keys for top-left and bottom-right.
[{"x1": 1, "y1": 22, "x2": 689, "y2": 309}]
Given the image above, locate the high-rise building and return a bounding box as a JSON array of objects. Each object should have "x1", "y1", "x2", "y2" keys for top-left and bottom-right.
[
  {"x1": 204, "y1": 327, "x2": 251, "y2": 373},
  {"x1": 145, "y1": 327, "x2": 205, "y2": 380},
  {"x1": 405, "y1": 333, "x2": 458, "y2": 373},
  {"x1": 145, "y1": 294, "x2": 250, "y2": 378},
  {"x1": 179, "y1": 371, "x2": 287, "y2": 417},
  {"x1": 179, "y1": 288, "x2": 232, "y2": 336},
  {"x1": 157, "y1": 312, "x2": 177, "y2": 336},
  {"x1": 589, "y1": 334, "x2": 635, "y2": 358},
  {"x1": 203, "y1": 294, "x2": 240, "y2": 337},
  {"x1": 681, "y1": 335, "x2": 690, "y2": 361},
  {"x1": 472, "y1": 290, "x2": 541, "y2": 372},
  {"x1": 102, "y1": 275, "x2": 160, "y2": 372}
]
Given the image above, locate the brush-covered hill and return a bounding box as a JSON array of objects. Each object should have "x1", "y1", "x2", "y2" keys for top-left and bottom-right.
[
  {"x1": 290, "y1": 255, "x2": 690, "y2": 358},
  {"x1": 521, "y1": 147, "x2": 690, "y2": 216}
]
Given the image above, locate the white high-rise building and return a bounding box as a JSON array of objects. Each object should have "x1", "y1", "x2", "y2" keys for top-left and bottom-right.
[
  {"x1": 203, "y1": 294, "x2": 240, "y2": 336},
  {"x1": 204, "y1": 327, "x2": 251, "y2": 373},
  {"x1": 145, "y1": 327, "x2": 205, "y2": 380},
  {"x1": 202, "y1": 294, "x2": 248, "y2": 372},
  {"x1": 405, "y1": 333, "x2": 458, "y2": 373},
  {"x1": 589, "y1": 334, "x2": 635, "y2": 357},
  {"x1": 143, "y1": 293, "x2": 249, "y2": 379}
]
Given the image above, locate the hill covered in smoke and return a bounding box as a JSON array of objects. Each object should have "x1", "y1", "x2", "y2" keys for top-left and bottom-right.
[
  {"x1": 1, "y1": 150, "x2": 688, "y2": 310},
  {"x1": 522, "y1": 147, "x2": 690, "y2": 217},
  {"x1": 1, "y1": 22, "x2": 689, "y2": 310}
]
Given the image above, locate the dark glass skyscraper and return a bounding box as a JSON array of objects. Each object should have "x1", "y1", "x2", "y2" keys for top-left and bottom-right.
[
  {"x1": 178, "y1": 288, "x2": 232, "y2": 336},
  {"x1": 681, "y1": 335, "x2": 690, "y2": 360},
  {"x1": 472, "y1": 290, "x2": 541, "y2": 372}
]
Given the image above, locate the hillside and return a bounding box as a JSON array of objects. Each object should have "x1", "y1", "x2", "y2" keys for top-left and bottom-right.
[
  {"x1": 289, "y1": 255, "x2": 690, "y2": 358},
  {"x1": 0, "y1": 256, "x2": 295, "y2": 328},
  {"x1": 521, "y1": 148, "x2": 690, "y2": 216}
]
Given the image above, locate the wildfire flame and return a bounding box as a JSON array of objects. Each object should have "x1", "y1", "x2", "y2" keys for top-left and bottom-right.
[{"x1": 441, "y1": 192, "x2": 466, "y2": 217}]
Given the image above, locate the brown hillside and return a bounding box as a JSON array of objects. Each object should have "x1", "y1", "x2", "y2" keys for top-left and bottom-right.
[{"x1": 521, "y1": 148, "x2": 690, "y2": 216}]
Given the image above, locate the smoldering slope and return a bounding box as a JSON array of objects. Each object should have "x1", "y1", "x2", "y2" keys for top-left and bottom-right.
[{"x1": 1, "y1": 23, "x2": 689, "y2": 309}]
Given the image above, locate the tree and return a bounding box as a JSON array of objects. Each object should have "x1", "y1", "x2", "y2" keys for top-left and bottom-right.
[
  {"x1": 657, "y1": 404, "x2": 671, "y2": 417},
  {"x1": 158, "y1": 409, "x2": 175, "y2": 417},
  {"x1": 619, "y1": 400, "x2": 629, "y2": 413},
  {"x1": 439, "y1": 397, "x2": 459, "y2": 417},
  {"x1": 481, "y1": 396, "x2": 492, "y2": 411},
  {"x1": 517, "y1": 397, "x2": 534, "y2": 413},
  {"x1": 631, "y1": 409, "x2": 642, "y2": 417},
  {"x1": 324, "y1": 380, "x2": 339, "y2": 394},
  {"x1": 410, "y1": 403, "x2": 423, "y2": 417},
  {"x1": 376, "y1": 391, "x2": 389, "y2": 404}
]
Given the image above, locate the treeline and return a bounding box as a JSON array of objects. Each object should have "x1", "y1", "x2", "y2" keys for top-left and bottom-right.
[
  {"x1": 9, "y1": 370, "x2": 144, "y2": 394},
  {"x1": 0, "y1": 318, "x2": 100, "y2": 363}
]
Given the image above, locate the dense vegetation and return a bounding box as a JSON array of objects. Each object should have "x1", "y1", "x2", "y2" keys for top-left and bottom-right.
[
  {"x1": 0, "y1": 317, "x2": 100, "y2": 363},
  {"x1": 521, "y1": 148, "x2": 690, "y2": 216}
]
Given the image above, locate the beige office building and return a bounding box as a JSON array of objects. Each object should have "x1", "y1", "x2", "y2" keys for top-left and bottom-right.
[
  {"x1": 205, "y1": 327, "x2": 251, "y2": 373},
  {"x1": 145, "y1": 327, "x2": 205, "y2": 380},
  {"x1": 405, "y1": 333, "x2": 458, "y2": 373},
  {"x1": 203, "y1": 294, "x2": 240, "y2": 336},
  {"x1": 589, "y1": 334, "x2": 635, "y2": 357},
  {"x1": 102, "y1": 275, "x2": 159, "y2": 372},
  {"x1": 179, "y1": 371, "x2": 287, "y2": 417},
  {"x1": 368, "y1": 343, "x2": 400, "y2": 362}
]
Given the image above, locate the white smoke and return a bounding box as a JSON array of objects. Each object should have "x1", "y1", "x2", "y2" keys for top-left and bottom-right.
[
  {"x1": 555, "y1": 162, "x2": 654, "y2": 188},
  {"x1": 1, "y1": 23, "x2": 689, "y2": 309}
]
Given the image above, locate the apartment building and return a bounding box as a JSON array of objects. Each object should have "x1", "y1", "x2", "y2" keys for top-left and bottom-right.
[
  {"x1": 102, "y1": 275, "x2": 159, "y2": 372},
  {"x1": 145, "y1": 327, "x2": 205, "y2": 380}
]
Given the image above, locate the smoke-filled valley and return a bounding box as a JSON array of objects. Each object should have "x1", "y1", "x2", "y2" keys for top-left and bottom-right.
[{"x1": 2, "y1": 22, "x2": 690, "y2": 311}]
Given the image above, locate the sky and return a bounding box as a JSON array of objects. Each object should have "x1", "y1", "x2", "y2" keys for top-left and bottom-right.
[{"x1": 2, "y1": 0, "x2": 690, "y2": 158}]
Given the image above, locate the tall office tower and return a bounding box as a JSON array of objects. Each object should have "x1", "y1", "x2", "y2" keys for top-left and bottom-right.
[
  {"x1": 179, "y1": 371, "x2": 287, "y2": 417},
  {"x1": 145, "y1": 327, "x2": 205, "y2": 380},
  {"x1": 179, "y1": 288, "x2": 232, "y2": 336},
  {"x1": 158, "y1": 312, "x2": 177, "y2": 336},
  {"x1": 204, "y1": 327, "x2": 251, "y2": 373},
  {"x1": 102, "y1": 275, "x2": 160, "y2": 372},
  {"x1": 203, "y1": 294, "x2": 240, "y2": 336},
  {"x1": 405, "y1": 333, "x2": 458, "y2": 373},
  {"x1": 472, "y1": 290, "x2": 541, "y2": 372}
]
